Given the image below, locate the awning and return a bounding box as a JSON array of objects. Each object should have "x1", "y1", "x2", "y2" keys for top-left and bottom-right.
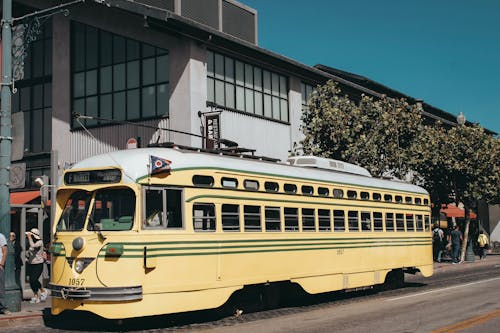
[
  {"x1": 10, "y1": 191, "x2": 40, "y2": 205},
  {"x1": 441, "y1": 204, "x2": 477, "y2": 219}
]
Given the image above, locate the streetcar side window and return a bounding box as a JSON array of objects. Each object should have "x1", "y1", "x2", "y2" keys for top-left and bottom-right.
[
  {"x1": 424, "y1": 199, "x2": 429, "y2": 206},
  {"x1": 333, "y1": 189, "x2": 344, "y2": 198},
  {"x1": 244, "y1": 205, "x2": 261, "y2": 231},
  {"x1": 333, "y1": 210, "x2": 345, "y2": 231},
  {"x1": 221, "y1": 177, "x2": 238, "y2": 188},
  {"x1": 302, "y1": 208, "x2": 315, "y2": 231},
  {"x1": 318, "y1": 187, "x2": 329, "y2": 196},
  {"x1": 144, "y1": 189, "x2": 165, "y2": 228},
  {"x1": 385, "y1": 213, "x2": 395, "y2": 231},
  {"x1": 265, "y1": 181, "x2": 279, "y2": 192},
  {"x1": 361, "y1": 212, "x2": 372, "y2": 231},
  {"x1": 144, "y1": 188, "x2": 183, "y2": 229},
  {"x1": 396, "y1": 213, "x2": 405, "y2": 231},
  {"x1": 284, "y1": 183, "x2": 297, "y2": 193},
  {"x1": 360, "y1": 192, "x2": 370, "y2": 200},
  {"x1": 348, "y1": 211, "x2": 359, "y2": 231},
  {"x1": 265, "y1": 207, "x2": 281, "y2": 232},
  {"x1": 192, "y1": 175, "x2": 214, "y2": 187},
  {"x1": 405, "y1": 196, "x2": 413, "y2": 204},
  {"x1": 193, "y1": 203, "x2": 216, "y2": 232},
  {"x1": 284, "y1": 207, "x2": 299, "y2": 231},
  {"x1": 384, "y1": 194, "x2": 393, "y2": 202},
  {"x1": 222, "y1": 204, "x2": 240, "y2": 231},
  {"x1": 373, "y1": 212, "x2": 383, "y2": 231},
  {"x1": 166, "y1": 190, "x2": 183, "y2": 228},
  {"x1": 244, "y1": 179, "x2": 259, "y2": 191},
  {"x1": 424, "y1": 215, "x2": 431, "y2": 231},
  {"x1": 318, "y1": 209, "x2": 331, "y2": 231},
  {"x1": 347, "y1": 190, "x2": 357, "y2": 199},
  {"x1": 415, "y1": 198, "x2": 422, "y2": 205},
  {"x1": 373, "y1": 193, "x2": 381, "y2": 201},
  {"x1": 302, "y1": 185, "x2": 314, "y2": 195},
  {"x1": 395, "y1": 195, "x2": 403, "y2": 203},
  {"x1": 406, "y1": 214, "x2": 415, "y2": 231},
  {"x1": 416, "y1": 215, "x2": 424, "y2": 231}
]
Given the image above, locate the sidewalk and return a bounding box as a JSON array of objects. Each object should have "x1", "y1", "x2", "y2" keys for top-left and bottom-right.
[
  {"x1": 1, "y1": 254, "x2": 499, "y2": 327},
  {"x1": 0, "y1": 296, "x2": 50, "y2": 329}
]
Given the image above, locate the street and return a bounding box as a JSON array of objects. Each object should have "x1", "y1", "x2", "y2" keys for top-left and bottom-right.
[{"x1": 1, "y1": 257, "x2": 499, "y2": 332}]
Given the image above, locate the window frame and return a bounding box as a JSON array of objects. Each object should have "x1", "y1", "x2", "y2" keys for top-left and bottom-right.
[
  {"x1": 192, "y1": 203, "x2": 216, "y2": 232},
  {"x1": 207, "y1": 50, "x2": 289, "y2": 122},
  {"x1": 71, "y1": 22, "x2": 169, "y2": 129},
  {"x1": 142, "y1": 186, "x2": 184, "y2": 230}
]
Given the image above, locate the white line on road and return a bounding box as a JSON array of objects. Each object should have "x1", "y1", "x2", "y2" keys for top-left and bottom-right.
[{"x1": 387, "y1": 276, "x2": 500, "y2": 302}]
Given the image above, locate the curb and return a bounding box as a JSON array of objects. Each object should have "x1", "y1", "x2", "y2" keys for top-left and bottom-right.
[{"x1": 0, "y1": 313, "x2": 43, "y2": 329}]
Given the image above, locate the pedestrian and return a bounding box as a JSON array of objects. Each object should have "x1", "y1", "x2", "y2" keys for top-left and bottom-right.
[
  {"x1": 432, "y1": 224, "x2": 444, "y2": 262},
  {"x1": 0, "y1": 231, "x2": 11, "y2": 314},
  {"x1": 8, "y1": 232, "x2": 23, "y2": 290},
  {"x1": 449, "y1": 224, "x2": 463, "y2": 264},
  {"x1": 477, "y1": 230, "x2": 489, "y2": 260},
  {"x1": 25, "y1": 228, "x2": 48, "y2": 303}
]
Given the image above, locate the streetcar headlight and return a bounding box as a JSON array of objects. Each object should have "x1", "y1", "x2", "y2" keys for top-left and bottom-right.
[{"x1": 75, "y1": 259, "x2": 85, "y2": 273}]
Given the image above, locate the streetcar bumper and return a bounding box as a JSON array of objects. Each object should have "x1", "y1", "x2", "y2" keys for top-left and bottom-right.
[{"x1": 49, "y1": 284, "x2": 143, "y2": 301}]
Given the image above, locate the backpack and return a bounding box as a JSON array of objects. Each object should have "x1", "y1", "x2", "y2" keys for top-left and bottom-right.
[{"x1": 433, "y1": 229, "x2": 442, "y2": 243}]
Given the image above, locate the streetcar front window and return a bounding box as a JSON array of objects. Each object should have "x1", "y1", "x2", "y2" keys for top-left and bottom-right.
[
  {"x1": 89, "y1": 188, "x2": 135, "y2": 231},
  {"x1": 57, "y1": 190, "x2": 92, "y2": 231}
]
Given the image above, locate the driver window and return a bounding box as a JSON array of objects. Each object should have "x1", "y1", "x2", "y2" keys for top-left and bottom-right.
[{"x1": 144, "y1": 188, "x2": 183, "y2": 229}]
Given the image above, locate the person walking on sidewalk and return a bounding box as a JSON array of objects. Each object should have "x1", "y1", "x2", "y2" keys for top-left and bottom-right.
[
  {"x1": 9, "y1": 232, "x2": 22, "y2": 290},
  {"x1": 433, "y1": 224, "x2": 445, "y2": 262},
  {"x1": 0, "y1": 232, "x2": 11, "y2": 315},
  {"x1": 25, "y1": 229, "x2": 48, "y2": 304},
  {"x1": 449, "y1": 224, "x2": 463, "y2": 264},
  {"x1": 477, "y1": 230, "x2": 490, "y2": 260}
]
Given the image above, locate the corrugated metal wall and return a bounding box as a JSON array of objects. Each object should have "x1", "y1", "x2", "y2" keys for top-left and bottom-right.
[
  {"x1": 67, "y1": 118, "x2": 174, "y2": 163},
  {"x1": 220, "y1": 111, "x2": 290, "y2": 162}
]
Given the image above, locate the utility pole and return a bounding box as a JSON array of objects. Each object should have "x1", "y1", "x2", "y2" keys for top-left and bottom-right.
[{"x1": 1, "y1": 0, "x2": 21, "y2": 312}]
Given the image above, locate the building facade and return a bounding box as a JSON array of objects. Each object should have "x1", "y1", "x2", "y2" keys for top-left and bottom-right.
[{"x1": 5, "y1": 0, "x2": 497, "y2": 266}]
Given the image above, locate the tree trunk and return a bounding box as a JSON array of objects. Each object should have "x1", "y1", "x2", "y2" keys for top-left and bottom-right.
[{"x1": 460, "y1": 207, "x2": 471, "y2": 262}]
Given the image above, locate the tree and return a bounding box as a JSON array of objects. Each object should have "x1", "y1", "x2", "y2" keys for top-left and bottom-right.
[
  {"x1": 441, "y1": 124, "x2": 500, "y2": 261},
  {"x1": 301, "y1": 80, "x2": 422, "y2": 180},
  {"x1": 302, "y1": 80, "x2": 500, "y2": 263},
  {"x1": 410, "y1": 124, "x2": 455, "y2": 218}
]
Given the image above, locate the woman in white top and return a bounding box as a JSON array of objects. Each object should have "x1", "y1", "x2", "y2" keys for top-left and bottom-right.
[{"x1": 26, "y1": 228, "x2": 48, "y2": 303}]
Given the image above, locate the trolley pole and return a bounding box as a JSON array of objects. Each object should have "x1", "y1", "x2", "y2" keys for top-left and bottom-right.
[{"x1": 1, "y1": 0, "x2": 21, "y2": 312}]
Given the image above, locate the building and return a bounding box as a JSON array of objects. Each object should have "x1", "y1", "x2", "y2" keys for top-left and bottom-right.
[{"x1": 3, "y1": 0, "x2": 498, "y2": 287}]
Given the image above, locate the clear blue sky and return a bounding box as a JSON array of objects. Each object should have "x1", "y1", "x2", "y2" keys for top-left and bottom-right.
[{"x1": 243, "y1": 0, "x2": 500, "y2": 134}]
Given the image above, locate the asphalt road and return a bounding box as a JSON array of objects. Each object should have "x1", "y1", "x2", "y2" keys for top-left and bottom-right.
[{"x1": 2, "y1": 257, "x2": 500, "y2": 332}]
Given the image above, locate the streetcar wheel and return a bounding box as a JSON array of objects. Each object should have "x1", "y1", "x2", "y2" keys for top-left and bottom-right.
[{"x1": 383, "y1": 269, "x2": 405, "y2": 290}]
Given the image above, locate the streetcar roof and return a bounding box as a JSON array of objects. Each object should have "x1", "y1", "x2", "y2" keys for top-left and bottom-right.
[{"x1": 69, "y1": 148, "x2": 428, "y2": 195}]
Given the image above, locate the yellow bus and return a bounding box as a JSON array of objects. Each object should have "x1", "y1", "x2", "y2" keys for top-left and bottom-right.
[{"x1": 49, "y1": 145, "x2": 432, "y2": 319}]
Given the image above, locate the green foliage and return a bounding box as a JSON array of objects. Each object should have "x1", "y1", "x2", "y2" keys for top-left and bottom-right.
[
  {"x1": 301, "y1": 80, "x2": 422, "y2": 179},
  {"x1": 301, "y1": 80, "x2": 500, "y2": 215}
]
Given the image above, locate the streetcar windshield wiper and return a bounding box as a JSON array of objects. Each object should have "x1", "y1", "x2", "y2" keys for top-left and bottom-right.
[{"x1": 88, "y1": 215, "x2": 106, "y2": 241}]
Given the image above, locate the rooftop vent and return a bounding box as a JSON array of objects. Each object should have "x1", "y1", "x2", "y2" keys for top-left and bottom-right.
[{"x1": 287, "y1": 156, "x2": 371, "y2": 177}]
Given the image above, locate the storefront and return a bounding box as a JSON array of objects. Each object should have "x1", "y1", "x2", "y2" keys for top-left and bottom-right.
[{"x1": 10, "y1": 191, "x2": 50, "y2": 296}]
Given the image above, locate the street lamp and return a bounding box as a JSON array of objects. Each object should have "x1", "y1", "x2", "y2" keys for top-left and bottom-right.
[
  {"x1": 34, "y1": 176, "x2": 55, "y2": 208},
  {"x1": 457, "y1": 112, "x2": 466, "y2": 126}
]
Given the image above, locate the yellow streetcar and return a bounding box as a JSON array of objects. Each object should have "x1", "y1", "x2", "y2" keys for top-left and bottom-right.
[{"x1": 49, "y1": 145, "x2": 432, "y2": 319}]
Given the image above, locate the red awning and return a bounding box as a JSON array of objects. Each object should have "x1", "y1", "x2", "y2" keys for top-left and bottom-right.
[
  {"x1": 441, "y1": 204, "x2": 477, "y2": 219},
  {"x1": 10, "y1": 191, "x2": 40, "y2": 205}
]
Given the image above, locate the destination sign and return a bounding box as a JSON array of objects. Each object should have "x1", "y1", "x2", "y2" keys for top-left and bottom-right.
[{"x1": 65, "y1": 169, "x2": 122, "y2": 185}]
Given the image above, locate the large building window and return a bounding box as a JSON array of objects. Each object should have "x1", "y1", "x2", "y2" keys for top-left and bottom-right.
[
  {"x1": 11, "y1": 20, "x2": 52, "y2": 155},
  {"x1": 71, "y1": 22, "x2": 169, "y2": 128},
  {"x1": 207, "y1": 50, "x2": 289, "y2": 122},
  {"x1": 301, "y1": 82, "x2": 315, "y2": 111}
]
